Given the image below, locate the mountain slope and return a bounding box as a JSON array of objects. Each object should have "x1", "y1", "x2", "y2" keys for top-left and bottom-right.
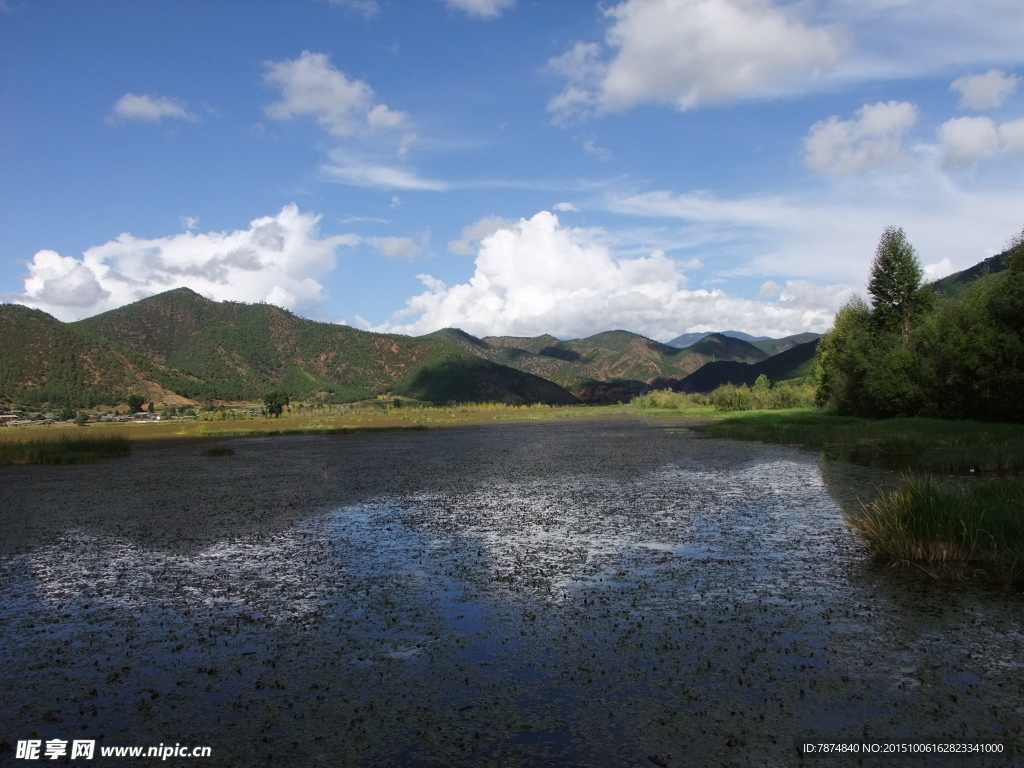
[
  {"x1": 4, "y1": 289, "x2": 576, "y2": 407},
  {"x1": 676, "y1": 339, "x2": 820, "y2": 393},
  {"x1": 681, "y1": 334, "x2": 768, "y2": 364},
  {"x1": 0, "y1": 304, "x2": 168, "y2": 407},
  {"x1": 751, "y1": 332, "x2": 821, "y2": 356},
  {"x1": 422, "y1": 328, "x2": 769, "y2": 401},
  {"x1": 666, "y1": 329, "x2": 771, "y2": 348},
  {"x1": 929, "y1": 251, "x2": 1008, "y2": 299}
]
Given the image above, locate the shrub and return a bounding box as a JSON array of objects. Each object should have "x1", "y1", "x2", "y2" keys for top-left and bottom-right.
[
  {"x1": 710, "y1": 384, "x2": 754, "y2": 412},
  {"x1": 631, "y1": 390, "x2": 710, "y2": 409}
]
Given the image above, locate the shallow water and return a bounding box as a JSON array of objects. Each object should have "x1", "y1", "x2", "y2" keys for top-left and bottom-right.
[{"x1": 2, "y1": 419, "x2": 1022, "y2": 767}]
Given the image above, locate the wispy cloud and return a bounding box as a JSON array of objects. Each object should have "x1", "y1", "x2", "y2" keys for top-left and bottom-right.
[
  {"x1": 321, "y1": 157, "x2": 450, "y2": 191},
  {"x1": 443, "y1": 0, "x2": 515, "y2": 19},
  {"x1": 108, "y1": 93, "x2": 196, "y2": 123},
  {"x1": 606, "y1": 179, "x2": 1024, "y2": 287},
  {"x1": 323, "y1": 0, "x2": 379, "y2": 18}
]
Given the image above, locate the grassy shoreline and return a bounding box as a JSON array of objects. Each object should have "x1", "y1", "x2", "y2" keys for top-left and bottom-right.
[
  {"x1": 700, "y1": 408, "x2": 1024, "y2": 588},
  {"x1": 699, "y1": 408, "x2": 1024, "y2": 474},
  {"x1": 0, "y1": 403, "x2": 634, "y2": 444}
]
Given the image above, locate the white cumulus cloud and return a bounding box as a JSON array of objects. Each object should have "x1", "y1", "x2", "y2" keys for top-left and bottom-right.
[
  {"x1": 548, "y1": 0, "x2": 842, "y2": 120},
  {"x1": 951, "y1": 69, "x2": 1020, "y2": 110},
  {"x1": 377, "y1": 211, "x2": 850, "y2": 340},
  {"x1": 804, "y1": 101, "x2": 918, "y2": 175},
  {"x1": 938, "y1": 116, "x2": 1004, "y2": 167},
  {"x1": 1000, "y1": 118, "x2": 1024, "y2": 154},
  {"x1": 16, "y1": 205, "x2": 357, "y2": 321},
  {"x1": 443, "y1": 0, "x2": 515, "y2": 18},
  {"x1": 923, "y1": 258, "x2": 956, "y2": 282},
  {"x1": 109, "y1": 93, "x2": 195, "y2": 123},
  {"x1": 264, "y1": 51, "x2": 407, "y2": 137}
]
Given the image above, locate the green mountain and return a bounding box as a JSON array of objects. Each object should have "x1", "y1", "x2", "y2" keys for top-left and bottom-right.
[
  {"x1": 422, "y1": 328, "x2": 769, "y2": 402},
  {"x1": 671, "y1": 247, "x2": 1020, "y2": 395},
  {"x1": 676, "y1": 339, "x2": 820, "y2": 393},
  {"x1": 2, "y1": 289, "x2": 576, "y2": 407},
  {"x1": 0, "y1": 304, "x2": 160, "y2": 407},
  {"x1": 667, "y1": 330, "x2": 770, "y2": 348},
  {"x1": 683, "y1": 333, "x2": 768, "y2": 364},
  {"x1": 751, "y1": 332, "x2": 822, "y2": 356}
]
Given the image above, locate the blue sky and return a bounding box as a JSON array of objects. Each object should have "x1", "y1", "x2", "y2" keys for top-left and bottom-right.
[{"x1": 2, "y1": 0, "x2": 1023, "y2": 341}]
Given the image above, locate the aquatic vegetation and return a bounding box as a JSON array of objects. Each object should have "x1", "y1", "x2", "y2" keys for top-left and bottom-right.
[
  {"x1": 0, "y1": 434, "x2": 130, "y2": 465},
  {"x1": 200, "y1": 445, "x2": 235, "y2": 457},
  {"x1": 2, "y1": 420, "x2": 1021, "y2": 765}
]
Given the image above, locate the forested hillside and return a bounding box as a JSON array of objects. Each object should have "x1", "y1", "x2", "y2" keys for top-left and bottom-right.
[
  {"x1": 0, "y1": 305, "x2": 157, "y2": 407},
  {"x1": 2, "y1": 289, "x2": 577, "y2": 407}
]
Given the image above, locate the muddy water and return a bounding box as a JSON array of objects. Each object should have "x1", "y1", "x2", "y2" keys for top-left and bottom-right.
[{"x1": 1, "y1": 419, "x2": 1022, "y2": 767}]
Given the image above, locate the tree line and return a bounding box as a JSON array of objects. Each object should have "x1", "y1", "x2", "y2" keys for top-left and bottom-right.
[{"x1": 815, "y1": 226, "x2": 1024, "y2": 422}]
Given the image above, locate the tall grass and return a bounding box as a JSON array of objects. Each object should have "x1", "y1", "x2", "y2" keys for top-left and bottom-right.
[
  {"x1": 851, "y1": 477, "x2": 1024, "y2": 588},
  {"x1": 0, "y1": 435, "x2": 131, "y2": 465}
]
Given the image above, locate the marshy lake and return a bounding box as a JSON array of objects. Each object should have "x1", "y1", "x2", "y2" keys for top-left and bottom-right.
[{"x1": 2, "y1": 418, "x2": 1022, "y2": 766}]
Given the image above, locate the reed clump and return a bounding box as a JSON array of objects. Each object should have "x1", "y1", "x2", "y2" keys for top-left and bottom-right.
[
  {"x1": 201, "y1": 445, "x2": 235, "y2": 457},
  {"x1": 851, "y1": 477, "x2": 1024, "y2": 588},
  {"x1": 0, "y1": 435, "x2": 131, "y2": 465}
]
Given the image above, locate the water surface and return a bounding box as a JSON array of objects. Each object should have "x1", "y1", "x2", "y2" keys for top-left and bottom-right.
[{"x1": 2, "y1": 419, "x2": 1021, "y2": 766}]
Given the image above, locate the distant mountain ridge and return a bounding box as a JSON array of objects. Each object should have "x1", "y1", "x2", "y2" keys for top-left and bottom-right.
[
  {"x1": 667, "y1": 330, "x2": 770, "y2": 348},
  {"x1": 668, "y1": 329, "x2": 819, "y2": 355},
  {"x1": 425, "y1": 329, "x2": 773, "y2": 401},
  {"x1": 675, "y1": 339, "x2": 820, "y2": 393},
  {"x1": 4, "y1": 247, "x2": 1003, "y2": 409}
]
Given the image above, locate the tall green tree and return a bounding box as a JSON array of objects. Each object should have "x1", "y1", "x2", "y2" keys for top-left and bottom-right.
[{"x1": 867, "y1": 227, "x2": 926, "y2": 341}]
